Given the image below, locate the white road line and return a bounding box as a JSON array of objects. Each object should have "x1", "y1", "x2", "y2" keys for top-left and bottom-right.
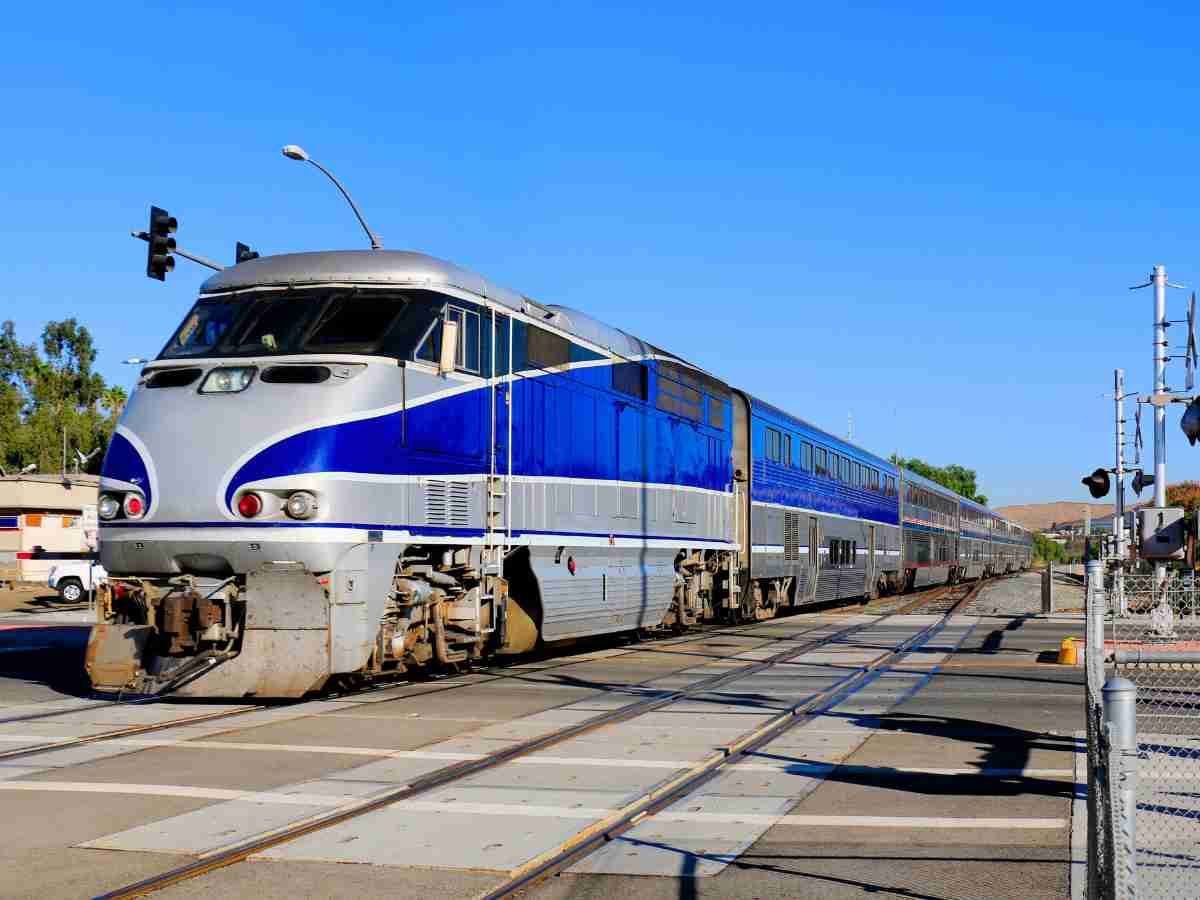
[
  {"x1": 0, "y1": 735, "x2": 1076, "y2": 779},
  {"x1": 770, "y1": 815, "x2": 1068, "y2": 829},
  {"x1": 1, "y1": 782, "x2": 1068, "y2": 831},
  {"x1": 0, "y1": 781, "x2": 361, "y2": 807}
]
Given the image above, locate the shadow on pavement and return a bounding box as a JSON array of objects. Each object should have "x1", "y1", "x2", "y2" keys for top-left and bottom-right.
[{"x1": 0, "y1": 623, "x2": 93, "y2": 697}]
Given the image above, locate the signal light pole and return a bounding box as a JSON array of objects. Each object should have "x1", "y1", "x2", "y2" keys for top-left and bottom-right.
[
  {"x1": 1152, "y1": 266, "x2": 1169, "y2": 514},
  {"x1": 1114, "y1": 368, "x2": 1127, "y2": 615},
  {"x1": 132, "y1": 205, "x2": 225, "y2": 275}
]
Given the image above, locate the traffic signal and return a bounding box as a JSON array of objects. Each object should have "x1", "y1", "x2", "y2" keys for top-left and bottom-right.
[
  {"x1": 235, "y1": 242, "x2": 260, "y2": 264},
  {"x1": 1081, "y1": 467, "x2": 1111, "y2": 499},
  {"x1": 1133, "y1": 469, "x2": 1155, "y2": 497},
  {"x1": 1182, "y1": 397, "x2": 1200, "y2": 446},
  {"x1": 146, "y1": 206, "x2": 177, "y2": 281}
]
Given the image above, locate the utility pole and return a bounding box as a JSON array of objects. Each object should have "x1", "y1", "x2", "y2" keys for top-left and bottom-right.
[
  {"x1": 1153, "y1": 265, "x2": 1168, "y2": 513},
  {"x1": 1114, "y1": 368, "x2": 1127, "y2": 615},
  {"x1": 1152, "y1": 265, "x2": 1170, "y2": 601}
]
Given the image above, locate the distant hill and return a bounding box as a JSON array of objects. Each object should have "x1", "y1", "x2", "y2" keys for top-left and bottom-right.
[{"x1": 995, "y1": 501, "x2": 1116, "y2": 531}]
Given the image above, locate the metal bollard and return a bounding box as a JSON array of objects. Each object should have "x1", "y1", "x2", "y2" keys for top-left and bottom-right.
[
  {"x1": 1042, "y1": 563, "x2": 1055, "y2": 613},
  {"x1": 1103, "y1": 676, "x2": 1138, "y2": 898}
]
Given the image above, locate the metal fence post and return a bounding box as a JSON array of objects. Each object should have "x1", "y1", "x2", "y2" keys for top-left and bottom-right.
[{"x1": 1104, "y1": 676, "x2": 1138, "y2": 898}]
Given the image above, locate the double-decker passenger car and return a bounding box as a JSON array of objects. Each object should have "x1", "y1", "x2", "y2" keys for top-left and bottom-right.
[{"x1": 87, "y1": 249, "x2": 1030, "y2": 698}]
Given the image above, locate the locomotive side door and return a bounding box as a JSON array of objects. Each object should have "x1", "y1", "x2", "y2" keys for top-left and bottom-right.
[
  {"x1": 808, "y1": 517, "x2": 821, "y2": 603},
  {"x1": 866, "y1": 524, "x2": 877, "y2": 599}
]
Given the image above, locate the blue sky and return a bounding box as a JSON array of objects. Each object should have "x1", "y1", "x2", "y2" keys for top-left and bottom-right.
[{"x1": 3, "y1": 2, "x2": 1199, "y2": 507}]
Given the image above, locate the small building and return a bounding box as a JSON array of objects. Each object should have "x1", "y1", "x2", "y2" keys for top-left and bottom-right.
[{"x1": 0, "y1": 474, "x2": 99, "y2": 582}]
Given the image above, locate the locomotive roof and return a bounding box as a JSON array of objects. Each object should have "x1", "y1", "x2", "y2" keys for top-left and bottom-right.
[{"x1": 200, "y1": 250, "x2": 678, "y2": 365}]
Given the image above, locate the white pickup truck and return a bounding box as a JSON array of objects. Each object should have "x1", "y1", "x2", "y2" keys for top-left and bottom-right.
[{"x1": 47, "y1": 560, "x2": 107, "y2": 602}]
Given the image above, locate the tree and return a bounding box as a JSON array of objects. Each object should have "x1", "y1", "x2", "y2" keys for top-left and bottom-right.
[
  {"x1": 0, "y1": 319, "x2": 126, "y2": 474},
  {"x1": 889, "y1": 454, "x2": 988, "y2": 505},
  {"x1": 1166, "y1": 481, "x2": 1200, "y2": 515},
  {"x1": 1033, "y1": 531, "x2": 1066, "y2": 564}
]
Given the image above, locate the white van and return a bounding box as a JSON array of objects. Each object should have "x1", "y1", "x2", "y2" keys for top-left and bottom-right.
[{"x1": 47, "y1": 560, "x2": 107, "y2": 602}]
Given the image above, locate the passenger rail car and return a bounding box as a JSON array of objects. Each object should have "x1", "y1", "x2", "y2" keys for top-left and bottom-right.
[
  {"x1": 87, "y1": 249, "x2": 1030, "y2": 698},
  {"x1": 899, "y1": 470, "x2": 960, "y2": 591}
]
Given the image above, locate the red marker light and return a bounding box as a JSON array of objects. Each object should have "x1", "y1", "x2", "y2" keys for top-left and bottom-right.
[
  {"x1": 122, "y1": 493, "x2": 146, "y2": 519},
  {"x1": 567, "y1": 557, "x2": 576, "y2": 575},
  {"x1": 237, "y1": 493, "x2": 263, "y2": 518}
]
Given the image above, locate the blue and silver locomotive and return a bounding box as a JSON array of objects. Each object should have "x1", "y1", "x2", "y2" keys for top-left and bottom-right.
[{"x1": 87, "y1": 249, "x2": 1030, "y2": 697}]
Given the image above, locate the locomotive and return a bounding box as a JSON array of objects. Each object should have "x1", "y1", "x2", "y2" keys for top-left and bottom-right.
[{"x1": 86, "y1": 249, "x2": 1031, "y2": 697}]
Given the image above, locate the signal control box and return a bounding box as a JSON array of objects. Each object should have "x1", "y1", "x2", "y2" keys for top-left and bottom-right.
[{"x1": 1138, "y1": 507, "x2": 1187, "y2": 561}]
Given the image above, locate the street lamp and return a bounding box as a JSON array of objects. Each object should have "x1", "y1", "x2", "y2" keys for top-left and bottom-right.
[{"x1": 281, "y1": 145, "x2": 383, "y2": 250}]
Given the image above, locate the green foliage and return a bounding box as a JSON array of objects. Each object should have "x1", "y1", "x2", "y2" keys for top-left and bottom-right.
[
  {"x1": 1166, "y1": 481, "x2": 1200, "y2": 515},
  {"x1": 0, "y1": 319, "x2": 126, "y2": 474},
  {"x1": 889, "y1": 455, "x2": 988, "y2": 505},
  {"x1": 1033, "y1": 531, "x2": 1067, "y2": 564}
]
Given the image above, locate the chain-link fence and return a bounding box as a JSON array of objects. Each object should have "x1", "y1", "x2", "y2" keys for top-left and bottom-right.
[
  {"x1": 1086, "y1": 565, "x2": 1113, "y2": 898},
  {"x1": 1095, "y1": 566, "x2": 1200, "y2": 897}
]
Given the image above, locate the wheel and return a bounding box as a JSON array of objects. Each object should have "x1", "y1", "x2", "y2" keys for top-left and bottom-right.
[{"x1": 59, "y1": 579, "x2": 83, "y2": 602}]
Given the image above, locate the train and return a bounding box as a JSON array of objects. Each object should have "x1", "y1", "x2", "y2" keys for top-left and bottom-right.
[{"x1": 86, "y1": 249, "x2": 1031, "y2": 697}]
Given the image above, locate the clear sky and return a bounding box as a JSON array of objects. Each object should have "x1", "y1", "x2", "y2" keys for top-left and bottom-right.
[{"x1": 3, "y1": 2, "x2": 1198, "y2": 507}]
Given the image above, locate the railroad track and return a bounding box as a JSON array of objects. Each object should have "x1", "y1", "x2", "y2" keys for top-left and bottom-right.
[
  {"x1": 0, "y1": 604, "x2": 841, "y2": 766},
  {"x1": 0, "y1": 577, "x2": 986, "y2": 768},
  {"x1": 94, "y1": 578, "x2": 987, "y2": 899}
]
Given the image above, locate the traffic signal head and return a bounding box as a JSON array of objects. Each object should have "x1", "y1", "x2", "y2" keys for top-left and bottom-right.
[
  {"x1": 1081, "y1": 467, "x2": 1110, "y2": 499},
  {"x1": 1133, "y1": 469, "x2": 1155, "y2": 497},
  {"x1": 1182, "y1": 397, "x2": 1200, "y2": 446},
  {"x1": 146, "y1": 206, "x2": 177, "y2": 281}
]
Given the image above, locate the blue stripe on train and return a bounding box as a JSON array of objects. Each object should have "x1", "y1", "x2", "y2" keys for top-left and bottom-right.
[
  {"x1": 224, "y1": 367, "x2": 733, "y2": 512},
  {"x1": 99, "y1": 520, "x2": 729, "y2": 543},
  {"x1": 100, "y1": 432, "x2": 153, "y2": 511}
]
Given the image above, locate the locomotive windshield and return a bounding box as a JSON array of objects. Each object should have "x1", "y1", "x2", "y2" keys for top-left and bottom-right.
[{"x1": 158, "y1": 289, "x2": 445, "y2": 359}]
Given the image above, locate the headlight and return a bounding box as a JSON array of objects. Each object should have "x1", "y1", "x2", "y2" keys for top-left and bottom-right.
[
  {"x1": 199, "y1": 367, "x2": 256, "y2": 393},
  {"x1": 98, "y1": 495, "x2": 121, "y2": 520},
  {"x1": 284, "y1": 491, "x2": 319, "y2": 520},
  {"x1": 123, "y1": 493, "x2": 146, "y2": 519}
]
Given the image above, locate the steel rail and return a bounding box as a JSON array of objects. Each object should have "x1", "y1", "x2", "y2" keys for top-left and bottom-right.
[
  {"x1": 482, "y1": 578, "x2": 986, "y2": 898},
  {"x1": 94, "y1": 609, "x2": 905, "y2": 899},
  {"x1": 0, "y1": 703, "x2": 271, "y2": 763},
  {"x1": 0, "y1": 609, "x2": 830, "y2": 767}
]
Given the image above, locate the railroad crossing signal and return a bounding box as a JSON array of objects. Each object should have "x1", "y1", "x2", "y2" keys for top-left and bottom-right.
[
  {"x1": 146, "y1": 206, "x2": 177, "y2": 281},
  {"x1": 1132, "y1": 469, "x2": 1155, "y2": 497},
  {"x1": 1082, "y1": 467, "x2": 1111, "y2": 499}
]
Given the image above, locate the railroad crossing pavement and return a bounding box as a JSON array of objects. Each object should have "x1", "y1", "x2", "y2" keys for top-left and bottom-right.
[{"x1": 0, "y1": 572, "x2": 1086, "y2": 899}]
